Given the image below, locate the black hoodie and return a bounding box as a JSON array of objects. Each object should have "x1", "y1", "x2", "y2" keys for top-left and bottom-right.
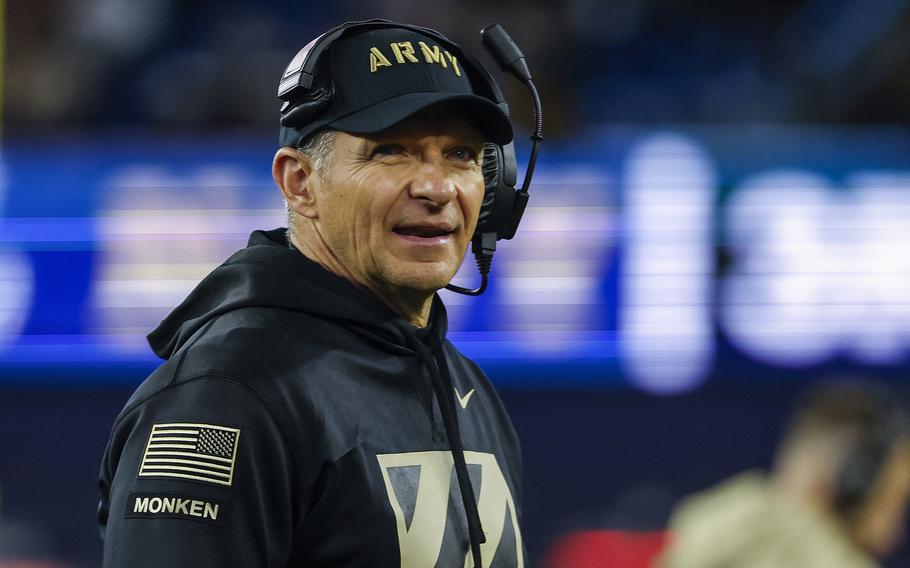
[{"x1": 98, "y1": 229, "x2": 525, "y2": 567}]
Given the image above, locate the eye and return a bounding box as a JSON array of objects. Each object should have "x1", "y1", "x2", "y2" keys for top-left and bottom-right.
[
  {"x1": 448, "y1": 147, "x2": 479, "y2": 163},
  {"x1": 370, "y1": 143, "x2": 406, "y2": 159}
]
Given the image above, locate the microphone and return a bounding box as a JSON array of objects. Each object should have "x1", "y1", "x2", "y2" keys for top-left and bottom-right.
[{"x1": 481, "y1": 24, "x2": 532, "y2": 83}]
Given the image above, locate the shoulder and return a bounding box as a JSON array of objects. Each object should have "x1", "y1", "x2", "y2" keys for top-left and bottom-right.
[
  {"x1": 124, "y1": 301, "x2": 349, "y2": 410},
  {"x1": 176, "y1": 306, "x2": 313, "y2": 382},
  {"x1": 116, "y1": 302, "x2": 360, "y2": 441},
  {"x1": 153, "y1": 304, "x2": 366, "y2": 392},
  {"x1": 113, "y1": 306, "x2": 337, "y2": 463}
]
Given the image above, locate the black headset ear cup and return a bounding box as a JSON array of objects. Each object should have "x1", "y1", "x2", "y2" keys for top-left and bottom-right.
[
  {"x1": 476, "y1": 142, "x2": 519, "y2": 238},
  {"x1": 836, "y1": 440, "x2": 888, "y2": 514},
  {"x1": 279, "y1": 81, "x2": 334, "y2": 129},
  {"x1": 833, "y1": 388, "x2": 909, "y2": 515},
  {"x1": 477, "y1": 143, "x2": 504, "y2": 233}
]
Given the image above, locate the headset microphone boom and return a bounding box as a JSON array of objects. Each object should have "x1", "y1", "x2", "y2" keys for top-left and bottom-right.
[{"x1": 445, "y1": 23, "x2": 544, "y2": 296}]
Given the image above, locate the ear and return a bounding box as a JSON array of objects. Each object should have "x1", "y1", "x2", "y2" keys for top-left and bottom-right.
[{"x1": 273, "y1": 147, "x2": 320, "y2": 219}]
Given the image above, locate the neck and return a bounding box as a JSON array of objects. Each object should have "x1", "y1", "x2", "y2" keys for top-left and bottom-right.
[
  {"x1": 377, "y1": 289, "x2": 434, "y2": 328},
  {"x1": 289, "y1": 229, "x2": 434, "y2": 327}
]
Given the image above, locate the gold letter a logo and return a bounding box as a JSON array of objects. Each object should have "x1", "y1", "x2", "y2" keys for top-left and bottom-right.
[{"x1": 376, "y1": 451, "x2": 524, "y2": 567}]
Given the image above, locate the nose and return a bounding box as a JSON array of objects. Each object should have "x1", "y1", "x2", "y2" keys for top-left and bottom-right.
[{"x1": 409, "y1": 160, "x2": 457, "y2": 208}]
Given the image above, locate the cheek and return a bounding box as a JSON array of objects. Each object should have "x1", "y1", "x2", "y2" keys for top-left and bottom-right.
[
  {"x1": 322, "y1": 194, "x2": 355, "y2": 239},
  {"x1": 316, "y1": 181, "x2": 363, "y2": 250},
  {"x1": 460, "y1": 176, "x2": 486, "y2": 230},
  {"x1": 352, "y1": 176, "x2": 399, "y2": 244}
]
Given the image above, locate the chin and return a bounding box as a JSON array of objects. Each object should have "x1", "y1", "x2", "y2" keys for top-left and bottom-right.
[{"x1": 389, "y1": 262, "x2": 459, "y2": 294}]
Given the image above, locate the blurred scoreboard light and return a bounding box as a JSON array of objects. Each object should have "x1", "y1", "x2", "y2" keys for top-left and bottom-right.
[
  {"x1": 2, "y1": 130, "x2": 910, "y2": 390},
  {"x1": 89, "y1": 164, "x2": 283, "y2": 352},
  {"x1": 497, "y1": 169, "x2": 616, "y2": 332},
  {"x1": 846, "y1": 173, "x2": 910, "y2": 363},
  {"x1": 0, "y1": 250, "x2": 32, "y2": 345},
  {"x1": 0, "y1": 156, "x2": 34, "y2": 348},
  {"x1": 620, "y1": 134, "x2": 714, "y2": 393},
  {"x1": 721, "y1": 169, "x2": 910, "y2": 367}
]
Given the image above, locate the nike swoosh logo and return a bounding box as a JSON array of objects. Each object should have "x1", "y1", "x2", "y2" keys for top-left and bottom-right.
[{"x1": 455, "y1": 388, "x2": 475, "y2": 409}]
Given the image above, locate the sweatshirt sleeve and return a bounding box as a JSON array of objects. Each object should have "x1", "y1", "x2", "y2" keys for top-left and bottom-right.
[{"x1": 98, "y1": 376, "x2": 301, "y2": 568}]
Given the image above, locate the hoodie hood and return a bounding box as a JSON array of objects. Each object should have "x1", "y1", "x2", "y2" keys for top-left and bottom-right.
[{"x1": 148, "y1": 228, "x2": 446, "y2": 360}]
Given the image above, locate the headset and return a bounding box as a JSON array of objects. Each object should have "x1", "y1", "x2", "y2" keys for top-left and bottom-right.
[
  {"x1": 833, "y1": 385, "x2": 910, "y2": 515},
  {"x1": 277, "y1": 19, "x2": 543, "y2": 296}
]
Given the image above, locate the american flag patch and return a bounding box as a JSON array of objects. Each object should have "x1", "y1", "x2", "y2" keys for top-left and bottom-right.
[{"x1": 138, "y1": 423, "x2": 241, "y2": 486}]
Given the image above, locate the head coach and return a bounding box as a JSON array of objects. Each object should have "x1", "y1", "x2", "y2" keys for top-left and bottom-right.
[{"x1": 98, "y1": 19, "x2": 542, "y2": 567}]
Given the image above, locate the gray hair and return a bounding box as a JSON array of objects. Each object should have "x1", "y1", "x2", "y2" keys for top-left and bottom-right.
[
  {"x1": 285, "y1": 129, "x2": 336, "y2": 244},
  {"x1": 298, "y1": 128, "x2": 336, "y2": 172}
]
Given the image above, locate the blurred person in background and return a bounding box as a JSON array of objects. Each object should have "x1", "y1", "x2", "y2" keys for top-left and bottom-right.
[
  {"x1": 97, "y1": 19, "x2": 529, "y2": 567},
  {"x1": 658, "y1": 381, "x2": 910, "y2": 568}
]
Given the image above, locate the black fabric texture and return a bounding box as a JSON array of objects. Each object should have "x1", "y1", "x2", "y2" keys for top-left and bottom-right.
[{"x1": 98, "y1": 228, "x2": 525, "y2": 567}]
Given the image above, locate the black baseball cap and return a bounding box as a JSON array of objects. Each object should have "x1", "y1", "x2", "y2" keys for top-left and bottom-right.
[{"x1": 278, "y1": 25, "x2": 514, "y2": 148}]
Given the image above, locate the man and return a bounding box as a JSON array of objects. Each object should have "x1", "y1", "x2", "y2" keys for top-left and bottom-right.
[
  {"x1": 98, "y1": 21, "x2": 526, "y2": 567},
  {"x1": 658, "y1": 381, "x2": 910, "y2": 568}
]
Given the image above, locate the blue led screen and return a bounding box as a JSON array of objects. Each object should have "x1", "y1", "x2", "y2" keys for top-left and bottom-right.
[{"x1": 2, "y1": 127, "x2": 910, "y2": 391}]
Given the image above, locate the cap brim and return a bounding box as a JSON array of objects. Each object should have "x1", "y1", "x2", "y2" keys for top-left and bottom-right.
[{"x1": 327, "y1": 93, "x2": 513, "y2": 145}]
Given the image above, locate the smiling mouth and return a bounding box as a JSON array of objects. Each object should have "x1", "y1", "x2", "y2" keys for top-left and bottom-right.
[{"x1": 393, "y1": 225, "x2": 454, "y2": 238}]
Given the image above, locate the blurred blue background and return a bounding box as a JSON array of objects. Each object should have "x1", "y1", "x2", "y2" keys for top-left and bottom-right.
[{"x1": 4, "y1": 0, "x2": 910, "y2": 566}]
